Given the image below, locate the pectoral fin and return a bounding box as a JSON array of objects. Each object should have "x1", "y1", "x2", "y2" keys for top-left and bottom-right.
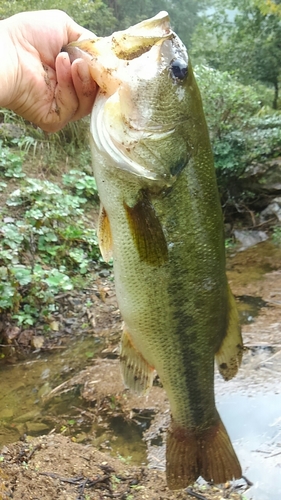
[
  {"x1": 120, "y1": 328, "x2": 155, "y2": 394},
  {"x1": 124, "y1": 190, "x2": 168, "y2": 266},
  {"x1": 215, "y1": 285, "x2": 243, "y2": 381},
  {"x1": 97, "y1": 205, "x2": 113, "y2": 262}
]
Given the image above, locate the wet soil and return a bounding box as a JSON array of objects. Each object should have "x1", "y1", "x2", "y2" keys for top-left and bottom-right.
[{"x1": 1, "y1": 240, "x2": 281, "y2": 499}]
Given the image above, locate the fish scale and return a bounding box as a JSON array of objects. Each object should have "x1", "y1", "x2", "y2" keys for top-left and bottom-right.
[{"x1": 66, "y1": 11, "x2": 243, "y2": 489}]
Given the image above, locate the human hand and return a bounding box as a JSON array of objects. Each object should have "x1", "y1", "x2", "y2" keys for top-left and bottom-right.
[{"x1": 0, "y1": 10, "x2": 97, "y2": 132}]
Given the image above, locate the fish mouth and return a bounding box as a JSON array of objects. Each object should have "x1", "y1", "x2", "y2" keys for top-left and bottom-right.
[
  {"x1": 67, "y1": 11, "x2": 172, "y2": 60},
  {"x1": 92, "y1": 99, "x2": 190, "y2": 184},
  {"x1": 65, "y1": 11, "x2": 175, "y2": 94},
  {"x1": 109, "y1": 11, "x2": 173, "y2": 61},
  {"x1": 91, "y1": 95, "x2": 169, "y2": 183}
]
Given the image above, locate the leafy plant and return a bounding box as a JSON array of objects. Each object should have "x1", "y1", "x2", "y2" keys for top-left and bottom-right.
[
  {"x1": 63, "y1": 169, "x2": 98, "y2": 200},
  {"x1": 0, "y1": 139, "x2": 25, "y2": 178},
  {"x1": 195, "y1": 65, "x2": 281, "y2": 205},
  {"x1": 0, "y1": 177, "x2": 100, "y2": 325},
  {"x1": 272, "y1": 226, "x2": 281, "y2": 245}
]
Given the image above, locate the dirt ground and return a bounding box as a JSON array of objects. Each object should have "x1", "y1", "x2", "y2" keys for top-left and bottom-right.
[
  {"x1": 0, "y1": 432, "x2": 248, "y2": 500},
  {"x1": 1, "y1": 240, "x2": 281, "y2": 499}
]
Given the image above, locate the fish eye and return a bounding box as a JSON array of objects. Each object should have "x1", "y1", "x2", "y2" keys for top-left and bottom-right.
[{"x1": 171, "y1": 59, "x2": 188, "y2": 80}]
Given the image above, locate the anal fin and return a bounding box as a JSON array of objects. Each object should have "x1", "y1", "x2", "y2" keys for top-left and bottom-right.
[
  {"x1": 120, "y1": 328, "x2": 154, "y2": 395},
  {"x1": 216, "y1": 284, "x2": 243, "y2": 381},
  {"x1": 97, "y1": 204, "x2": 113, "y2": 262},
  {"x1": 166, "y1": 416, "x2": 242, "y2": 490}
]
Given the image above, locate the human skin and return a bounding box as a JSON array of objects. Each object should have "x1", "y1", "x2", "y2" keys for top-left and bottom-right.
[{"x1": 0, "y1": 10, "x2": 97, "y2": 132}]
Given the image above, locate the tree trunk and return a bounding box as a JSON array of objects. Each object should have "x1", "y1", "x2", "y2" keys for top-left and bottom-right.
[{"x1": 273, "y1": 79, "x2": 279, "y2": 109}]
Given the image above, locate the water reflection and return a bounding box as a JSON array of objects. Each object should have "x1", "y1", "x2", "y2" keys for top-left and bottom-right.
[
  {"x1": 219, "y1": 393, "x2": 281, "y2": 500},
  {"x1": 0, "y1": 336, "x2": 103, "y2": 446},
  {"x1": 237, "y1": 295, "x2": 268, "y2": 324}
]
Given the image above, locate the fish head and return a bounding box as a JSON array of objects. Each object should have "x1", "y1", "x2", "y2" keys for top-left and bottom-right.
[{"x1": 66, "y1": 12, "x2": 208, "y2": 185}]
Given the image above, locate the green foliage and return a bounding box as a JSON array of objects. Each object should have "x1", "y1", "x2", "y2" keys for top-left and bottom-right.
[
  {"x1": 192, "y1": 1, "x2": 281, "y2": 199},
  {"x1": 195, "y1": 66, "x2": 263, "y2": 139},
  {"x1": 63, "y1": 169, "x2": 98, "y2": 200},
  {"x1": 0, "y1": 176, "x2": 100, "y2": 325},
  {"x1": 0, "y1": 0, "x2": 116, "y2": 36},
  {"x1": 272, "y1": 226, "x2": 281, "y2": 245},
  {"x1": 0, "y1": 110, "x2": 92, "y2": 176},
  {"x1": 0, "y1": 0, "x2": 208, "y2": 46},
  {"x1": 192, "y1": 0, "x2": 281, "y2": 109},
  {"x1": 244, "y1": 114, "x2": 281, "y2": 162},
  {"x1": 255, "y1": 0, "x2": 281, "y2": 17},
  {"x1": 195, "y1": 64, "x2": 281, "y2": 202},
  {"x1": 0, "y1": 140, "x2": 25, "y2": 178},
  {"x1": 102, "y1": 0, "x2": 208, "y2": 47}
]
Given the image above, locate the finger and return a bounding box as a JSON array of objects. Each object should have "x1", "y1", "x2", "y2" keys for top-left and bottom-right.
[
  {"x1": 70, "y1": 58, "x2": 97, "y2": 122},
  {"x1": 44, "y1": 52, "x2": 79, "y2": 132},
  {"x1": 66, "y1": 17, "x2": 97, "y2": 43},
  {"x1": 77, "y1": 28, "x2": 98, "y2": 41}
]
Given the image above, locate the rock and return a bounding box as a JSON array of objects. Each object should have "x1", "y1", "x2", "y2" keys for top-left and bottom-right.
[
  {"x1": 31, "y1": 335, "x2": 45, "y2": 349},
  {"x1": 14, "y1": 410, "x2": 41, "y2": 423},
  {"x1": 233, "y1": 229, "x2": 268, "y2": 251},
  {"x1": 0, "y1": 408, "x2": 14, "y2": 420},
  {"x1": 49, "y1": 320, "x2": 60, "y2": 331},
  {"x1": 25, "y1": 422, "x2": 50, "y2": 433},
  {"x1": 18, "y1": 329, "x2": 33, "y2": 346},
  {"x1": 241, "y1": 157, "x2": 281, "y2": 195},
  {"x1": 4, "y1": 326, "x2": 20, "y2": 343},
  {"x1": 38, "y1": 382, "x2": 51, "y2": 399},
  {"x1": 260, "y1": 197, "x2": 281, "y2": 222},
  {"x1": 99, "y1": 269, "x2": 111, "y2": 277},
  {"x1": 0, "y1": 123, "x2": 24, "y2": 140}
]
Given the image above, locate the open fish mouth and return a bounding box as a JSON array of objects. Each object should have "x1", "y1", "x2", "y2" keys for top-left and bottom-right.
[{"x1": 90, "y1": 94, "x2": 166, "y2": 182}]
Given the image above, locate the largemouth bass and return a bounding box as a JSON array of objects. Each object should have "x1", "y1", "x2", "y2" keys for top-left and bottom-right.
[{"x1": 67, "y1": 11, "x2": 243, "y2": 489}]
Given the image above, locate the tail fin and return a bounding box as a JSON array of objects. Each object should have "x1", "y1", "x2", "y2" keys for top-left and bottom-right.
[{"x1": 166, "y1": 417, "x2": 241, "y2": 490}]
